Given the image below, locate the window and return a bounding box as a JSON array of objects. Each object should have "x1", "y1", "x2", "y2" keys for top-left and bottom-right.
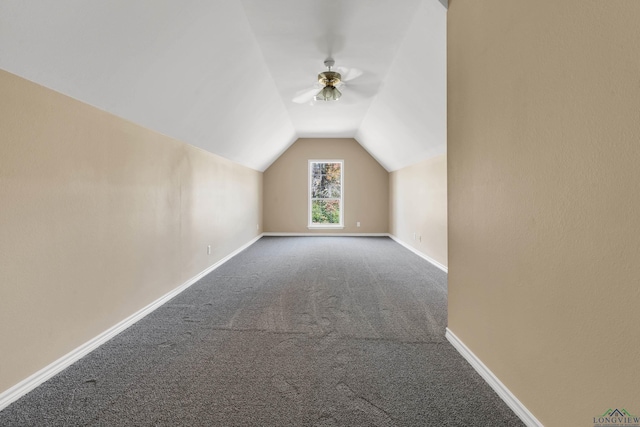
[{"x1": 309, "y1": 160, "x2": 343, "y2": 228}]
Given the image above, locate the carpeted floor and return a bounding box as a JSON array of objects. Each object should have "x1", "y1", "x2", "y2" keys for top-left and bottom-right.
[{"x1": 0, "y1": 236, "x2": 524, "y2": 426}]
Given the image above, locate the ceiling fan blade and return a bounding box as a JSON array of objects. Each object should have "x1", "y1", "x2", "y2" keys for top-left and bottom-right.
[
  {"x1": 340, "y1": 81, "x2": 380, "y2": 100},
  {"x1": 335, "y1": 66, "x2": 363, "y2": 82},
  {"x1": 292, "y1": 87, "x2": 320, "y2": 104}
]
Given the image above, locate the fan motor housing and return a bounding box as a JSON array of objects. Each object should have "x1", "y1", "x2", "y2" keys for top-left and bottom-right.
[{"x1": 318, "y1": 71, "x2": 341, "y2": 87}]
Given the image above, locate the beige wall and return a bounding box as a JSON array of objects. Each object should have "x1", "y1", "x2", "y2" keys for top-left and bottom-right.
[
  {"x1": 263, "y1": 138, "x2": 388, "y2": 234},
  {"x1": 390, "y1": 154, "x2": 447, "y2": 269},
  {"x1": 448, "y1": 1, "x2": 640, "y2": 425},
  {"x1": 0, "y1": 70, "x2": 262, "y2": 395}
]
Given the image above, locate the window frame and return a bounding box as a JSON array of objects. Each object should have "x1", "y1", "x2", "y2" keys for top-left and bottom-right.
[{"x1": 308, "y1": 159, "x2": 344, "y2": 229}]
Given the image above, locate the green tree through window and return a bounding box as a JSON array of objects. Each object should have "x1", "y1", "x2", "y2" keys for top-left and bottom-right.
[{"x1": 309, "y1": 161, "x2": 343, "y2": 227}]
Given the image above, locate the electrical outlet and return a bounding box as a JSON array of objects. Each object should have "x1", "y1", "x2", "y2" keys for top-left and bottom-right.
[
  {"x1": 207, "y1": 245, "x2": 211, "y2": 255},
  {"x1": 357, "y1": 221, "x2": 361, "y2": 227}
]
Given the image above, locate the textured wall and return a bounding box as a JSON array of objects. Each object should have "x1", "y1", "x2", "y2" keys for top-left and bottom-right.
[
  {"x1": 389, "y1": 154, "x2": 447, "y2": 268},
  {"x1": 0, "y1": 70, "x2": 262, "y2": 394},
  {"x1": 448, "y1": 1, "x2": 640, "y2": 425},
  {"x1": 263, "y1": 138, "x2": 388, "y2": 234}
]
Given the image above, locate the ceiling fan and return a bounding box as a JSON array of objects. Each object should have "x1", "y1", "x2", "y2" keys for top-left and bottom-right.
[{"x1": 292, "y1": 58, "x2": 363, "y2": 104}]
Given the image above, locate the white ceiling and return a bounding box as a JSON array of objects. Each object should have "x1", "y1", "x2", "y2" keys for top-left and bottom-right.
[{"x1": 0, "y1": 0, "x2": 446, "y2": 171}]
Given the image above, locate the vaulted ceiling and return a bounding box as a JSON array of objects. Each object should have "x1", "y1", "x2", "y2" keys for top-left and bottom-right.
[{"x1": 0, "y1": 0, "x2": 446, "y2": 171}]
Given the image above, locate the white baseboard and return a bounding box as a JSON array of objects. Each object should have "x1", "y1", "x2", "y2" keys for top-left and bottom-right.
[
  {"x1": 445, "y1": 328, "x2": 543, "y2": 427},
  {"x1": 262, "y1": 232, "x2": 389, "y2": 237},
  {"x1": 0, "y1": 234, "x2": 263, "y2": 412},
  {"x1": 388, "y1": 235, "x2": 448, "y2": 273}
]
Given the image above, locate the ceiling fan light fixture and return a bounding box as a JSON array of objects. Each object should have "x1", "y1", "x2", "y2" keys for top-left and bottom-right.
[
  {"x1": 317, "y1": 71, "x2": 341, "y2": 87},
  {"x1": 293, "y1": 58, "x2": 357, "y2": 104},
  {"x1": 315, "y1": 69, "x2": 342, "y2": 101},
  {"x1": 315, "y1": 85, "x2": 342, "y2": 101}
]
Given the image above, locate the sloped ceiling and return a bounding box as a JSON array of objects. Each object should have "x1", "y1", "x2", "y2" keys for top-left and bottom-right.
[{"x1": 0, "y1": 0, "x2": 446, "y2": 171}]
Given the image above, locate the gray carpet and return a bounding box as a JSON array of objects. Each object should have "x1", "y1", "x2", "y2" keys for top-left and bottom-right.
[{"x1": 0, "y1": 236, "x2": 524, "y2": 426}]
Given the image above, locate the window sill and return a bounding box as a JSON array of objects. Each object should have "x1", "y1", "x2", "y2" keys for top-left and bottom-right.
[{"x1": 308, "y1": 225, "x2": 345, "y2": 229}]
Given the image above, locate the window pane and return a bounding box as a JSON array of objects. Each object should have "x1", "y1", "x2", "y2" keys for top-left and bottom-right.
[
  {"x1": 311, "y1": 162, "x2": 341, "y2": 198},
  {"x1": 311, "y1": 200, "x2": 341, "y2": 224},
  {"x1": 309, "y1": 160, "x2": 343, "y2": 227}
]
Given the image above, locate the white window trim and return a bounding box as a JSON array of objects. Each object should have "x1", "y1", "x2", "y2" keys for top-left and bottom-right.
[{"x1": 308, "y1": 159, "x2": 344, "y2": 229}]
